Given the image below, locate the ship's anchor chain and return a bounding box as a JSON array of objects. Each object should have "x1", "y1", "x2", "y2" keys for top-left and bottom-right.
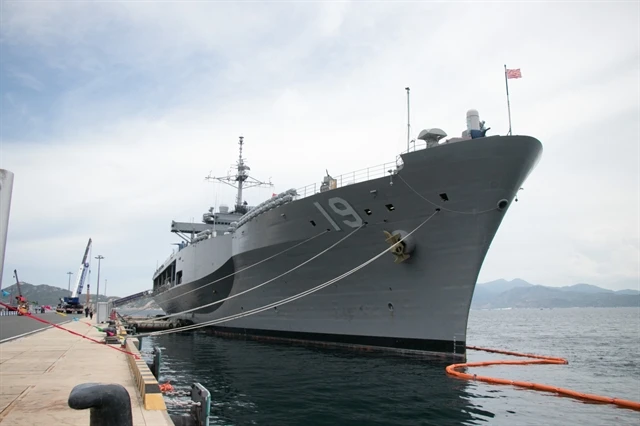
[
  {"x1": 164, "y1": 390, "x2": 191, "y2": 397},
  {"x1": 383, "y1": 230, "x2": 414, "y2": 264}
]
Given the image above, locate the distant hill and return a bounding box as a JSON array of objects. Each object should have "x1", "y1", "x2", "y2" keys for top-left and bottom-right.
[
  {"x1": 1, "y1": 281, "x2": 162, "y2": 310},
  {"x1": 616, "y1": 289, "x2": 640, "y2": 295},
  {"x1": 477, "y1": 278, "x2": 534, "y2": 293},
  {"x1": 473, "y1": 279, "x2": 639, "y2": 309},
  {"x1": 1, "y1": 282, "x2": 117, "y2": 307},
  {"x1": 558, "y1": 283, "x2": 613, "y2": 294}
]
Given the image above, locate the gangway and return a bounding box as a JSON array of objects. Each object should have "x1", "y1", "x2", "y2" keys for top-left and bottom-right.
[
  {"x1": 110, "y1": 289, "x2": 153, "y2": 308},
  {"x1": 111, "y1": 290, "x2": 153, "y2": 308}
]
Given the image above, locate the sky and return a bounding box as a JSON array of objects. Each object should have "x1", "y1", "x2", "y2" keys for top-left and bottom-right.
[{"x1": 0, "y1": 1, "x2": 638, "y2": 297}]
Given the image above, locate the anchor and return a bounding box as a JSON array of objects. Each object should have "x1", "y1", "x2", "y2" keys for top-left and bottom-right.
[{"x1": 383, "y1": 230, "x2": 411, "y2": 263}]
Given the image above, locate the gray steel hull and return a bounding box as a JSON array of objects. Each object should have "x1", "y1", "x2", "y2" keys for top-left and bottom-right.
[{"x1": 153, "y1": 135, "x2": 542, "y2": 359}]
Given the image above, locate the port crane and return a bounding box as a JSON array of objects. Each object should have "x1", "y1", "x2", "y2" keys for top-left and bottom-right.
[
  {"x1": 13, "y1": 269, "x2": 28, "y2": 315},
  {"x1": 57, "y1": 238, "x2": 92, "y2": 315}
]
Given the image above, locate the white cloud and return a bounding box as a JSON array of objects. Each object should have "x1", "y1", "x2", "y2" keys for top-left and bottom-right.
[
  {"x1": 6, "y1": 69, "x2": 43, "y2": 91},
  {"x1": 1, "y1": 1, "x2": 638, "y2": 295}
]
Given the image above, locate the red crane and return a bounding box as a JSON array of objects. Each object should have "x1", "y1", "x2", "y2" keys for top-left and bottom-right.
[{"x1": 13, "y1": 269, "x2": 28, "y2": 315}]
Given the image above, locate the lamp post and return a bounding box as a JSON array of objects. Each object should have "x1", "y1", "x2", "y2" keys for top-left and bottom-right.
[
  {"x1": 67, "y1": 271, "x2": 73, "y2": 292},
  {"x1": 95, "y1": 255, "x2": 104, "y2": 303}
]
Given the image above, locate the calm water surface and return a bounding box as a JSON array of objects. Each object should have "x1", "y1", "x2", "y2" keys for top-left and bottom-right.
[{"x1": 140, "y1": 307, "x2": 640, "y2": 425}]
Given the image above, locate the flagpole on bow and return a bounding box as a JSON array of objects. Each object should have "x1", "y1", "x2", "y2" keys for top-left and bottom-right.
[{"x1": 504, "y1": 64, "x2": 513, "y2": 136}]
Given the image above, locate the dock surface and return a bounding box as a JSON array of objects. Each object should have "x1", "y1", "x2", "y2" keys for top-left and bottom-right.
[
  {"x1": 0, "y1": 312, "x2": 75, "y2": 342},
  {"x1": 0, "y1": 317, "x2": 174, "y2": 425}
]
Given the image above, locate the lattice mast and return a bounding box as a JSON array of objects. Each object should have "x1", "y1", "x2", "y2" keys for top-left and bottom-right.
[{"x1": 205, "y1": 136, "x2": 273, "y2": 214}]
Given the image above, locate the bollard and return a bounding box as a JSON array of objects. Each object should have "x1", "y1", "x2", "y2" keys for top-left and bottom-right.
[
  {"x1": 146, "y1": 347, "x2": 161, "y2": 380},
  {"x1": 68, "y1": 383, "x2": 133, "y2": 426}
]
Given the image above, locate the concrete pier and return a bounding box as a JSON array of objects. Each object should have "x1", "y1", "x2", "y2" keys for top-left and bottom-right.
[{"x1": 0, "y1": 316, "x2": 174, "y2": 425}]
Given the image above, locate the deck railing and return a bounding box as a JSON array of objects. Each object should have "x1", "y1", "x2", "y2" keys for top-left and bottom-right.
[
  {"x1": 403, "y1": 139, "x2": 429, "y2": 154},
  {"x1": 292, "y1": 135, "x2": 467, "y2": 200},
  {"x1": 294, "y1": 157, "x2": 404, "y2": 201}
]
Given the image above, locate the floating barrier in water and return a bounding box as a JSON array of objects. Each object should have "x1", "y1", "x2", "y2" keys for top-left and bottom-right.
[{"x1": 446, "y1": 345, "x2": 640, "y2": 411}]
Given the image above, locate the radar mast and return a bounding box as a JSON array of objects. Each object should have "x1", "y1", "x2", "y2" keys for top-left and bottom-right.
[{"x1": 205, "y1": 136, "x2": 273, "y2": 214}]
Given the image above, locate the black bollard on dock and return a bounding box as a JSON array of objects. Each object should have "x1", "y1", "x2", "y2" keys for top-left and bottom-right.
[
  {"x1": 68, "y1": 383, "x2": 133, "y2": 426},
  {"x1": 145, "y1": 346, "x2": 162, "y2": 380}
]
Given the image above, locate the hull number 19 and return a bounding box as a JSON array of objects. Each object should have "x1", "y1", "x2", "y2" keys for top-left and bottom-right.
[{"x1": 313, "y1": 197, "x2": 363, "y2": 231}]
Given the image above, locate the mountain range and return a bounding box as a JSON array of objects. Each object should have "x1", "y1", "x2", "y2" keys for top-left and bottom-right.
[
  {"x1": 2, "y1": 279, "x2": 638, "y2": 311},
  {"x1": 472, "y1": 278, "x2": 639, "y2": 309},
  {"x1": 1, "y1": 282, "x2": 160, "y2": 310},
  {"x1": 1, "y1": 282, "x2": 117, "y2": 307}
]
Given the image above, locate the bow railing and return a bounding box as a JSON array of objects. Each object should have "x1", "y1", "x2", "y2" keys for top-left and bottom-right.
[{"x1": 294, "y1": 158, "x2": 404, "y2": 201}]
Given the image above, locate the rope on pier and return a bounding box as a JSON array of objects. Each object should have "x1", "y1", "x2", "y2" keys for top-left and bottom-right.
[
  {"x1": 0, "y1": 302, "x2": 141, "y2": 359},
  {"x1": 448, "y1": 345, "x2": 640, "y2": 412}
]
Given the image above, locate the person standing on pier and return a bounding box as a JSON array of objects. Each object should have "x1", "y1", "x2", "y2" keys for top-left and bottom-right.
[
  {"x1": 84, "y1": 306, "x2": 89, "y2": 318},
  {"x1": 89, "y1": 309, "x2": 93, "y2": 320}
]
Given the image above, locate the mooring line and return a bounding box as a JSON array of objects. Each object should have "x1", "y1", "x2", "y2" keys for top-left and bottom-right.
[
  {"x1": 0, "y1": 302, "x2": 140, "y2": 359},
  {"x1": 139, "y1": 210, "x2": 440, "y2": 337},
  {"x1": 398, "y1": 174, "x2": 499, "y2": 215},
  {"x1": 139, "y1": 172, "x2": 501, "y2": 319},
  {"x1": 127, "y1": 230, "x2": 330, "y2": 317},
  {"x1": 151, "y1": 230, "x2": 330, "y2": 306},
  {"x1": 139, "y1": 226, "x2": 362, "y2": 323}
]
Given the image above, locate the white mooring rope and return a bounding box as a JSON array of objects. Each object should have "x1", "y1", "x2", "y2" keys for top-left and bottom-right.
[
  {"x1": 138, "y1": 225, "x2": 363, "y2": 323},
  {"x1": 131, "y1": 173, "x2": 500, "y2": 319},
  {"x1": 136, "y1": 209, "x2": 440, "y2": 338},
  {"x1": 137, "y1": 229, "x2": 330, "y2": 319}
]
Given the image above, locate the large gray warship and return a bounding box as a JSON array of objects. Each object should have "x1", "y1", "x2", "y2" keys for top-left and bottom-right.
[{"x1": 152, "y1": 108, "x2": 542, "y2": 359}]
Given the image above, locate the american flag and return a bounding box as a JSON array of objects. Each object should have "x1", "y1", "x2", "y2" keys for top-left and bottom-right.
[{"x1": 506, "y1": 68, "x2": 522, "y2": 79}]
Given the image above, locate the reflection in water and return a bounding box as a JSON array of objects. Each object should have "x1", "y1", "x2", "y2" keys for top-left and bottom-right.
[{"x1": 144, "y1": 331, "x2": 495, "y2": 426}]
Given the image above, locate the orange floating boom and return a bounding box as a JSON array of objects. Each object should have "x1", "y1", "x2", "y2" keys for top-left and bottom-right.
[{"x1": 446, "y1": 345, "x2": 640, "y2": 411}]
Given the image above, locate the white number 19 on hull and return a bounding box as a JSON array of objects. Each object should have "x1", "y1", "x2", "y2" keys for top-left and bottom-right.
[{"x1": 313, "y1": 197, "x2": 364, "y2": 231}]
